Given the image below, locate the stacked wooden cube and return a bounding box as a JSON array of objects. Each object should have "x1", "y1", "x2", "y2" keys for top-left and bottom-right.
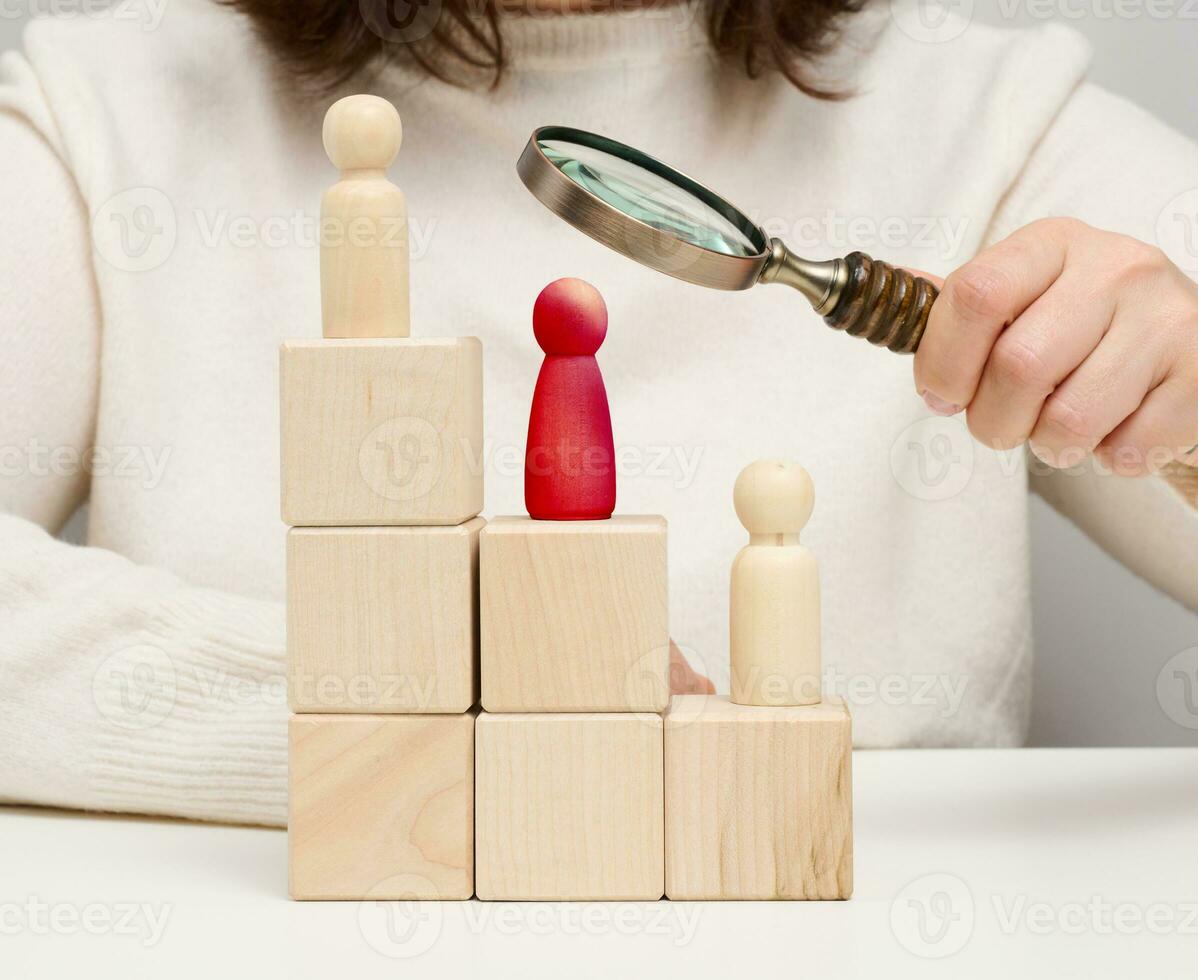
[
  {"x1": 281, "y1": 95, "x2": 852, "y2": 903},
  {"x1": 475, "y1": 515, "x2": 670, "y2": 899},
  {"x1": 281, "y1": 333, "x2": 484, "y2": 901}
]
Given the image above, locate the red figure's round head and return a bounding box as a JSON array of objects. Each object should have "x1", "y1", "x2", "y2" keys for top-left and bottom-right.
[{"x1": 533, "y1": 278, "x2": 608, "y2": 355}]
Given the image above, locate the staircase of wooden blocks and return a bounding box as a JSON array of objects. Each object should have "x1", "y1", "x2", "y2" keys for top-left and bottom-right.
[
  {"x1": 284, "y1": 488, "x2": 852, "y2": 902},
  {"x1": 282, "y1": 94, "x2": 852, "y2": 903}
]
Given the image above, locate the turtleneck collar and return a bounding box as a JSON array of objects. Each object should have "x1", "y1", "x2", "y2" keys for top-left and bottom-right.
[{"x1": 496, "y1": 2, "x2": 710, "y2": 70}]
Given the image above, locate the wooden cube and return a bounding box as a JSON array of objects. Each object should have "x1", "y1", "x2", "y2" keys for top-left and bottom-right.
[
  {"x1": 475, "y1": 712, "x2": 664, "y2": 900},
  {"x1": 289, "y1": 713, "x2": 474, "y2": 900},
  {"x1": 287, "y1": 518, "x2": 482, "y2": 713},
  {"x1": 664, "y1": 695, "x2": 852, "y2": 900},
  {"x1": 480, "y1": 516, "x2": 668, "y2": 712},
  {"x1": 280, "y1": 338, "x2": 482, "y2": 526}
]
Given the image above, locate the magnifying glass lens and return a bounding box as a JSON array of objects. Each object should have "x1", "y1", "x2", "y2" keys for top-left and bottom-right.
[
  {"x1": 523, "y1": 126, "x2": 939, "y2": 353},
  {"x1": 538, "y1": 138, "x2": 760, "y2": 258}
]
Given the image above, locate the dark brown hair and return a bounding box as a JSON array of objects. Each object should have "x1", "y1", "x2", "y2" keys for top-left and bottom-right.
[{"x1": 226, "y1": 0, "x2": 864, "y2": 97}]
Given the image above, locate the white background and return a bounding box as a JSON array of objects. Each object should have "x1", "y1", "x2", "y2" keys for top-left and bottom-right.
[{"x1": 1, "y1": 0, "x2": 1195, "y2": 746}]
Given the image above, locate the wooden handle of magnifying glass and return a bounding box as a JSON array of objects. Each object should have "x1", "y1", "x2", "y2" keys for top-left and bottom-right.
[{"x1": 823, "y1": 251, "x2": 938, "y2": 354}]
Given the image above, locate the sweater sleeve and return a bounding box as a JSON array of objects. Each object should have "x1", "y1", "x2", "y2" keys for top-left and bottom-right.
[
  {"x1": 986, "y1": 82, "x2": 1198, "y2": 611},
  {"x1": 0, "y1": 58, "x2": 287, "y2": 827}
]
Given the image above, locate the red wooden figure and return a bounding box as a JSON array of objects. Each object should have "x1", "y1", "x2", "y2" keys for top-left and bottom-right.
[{"x1": 524, "y1": 278, "x2": 616, "y2": 521}]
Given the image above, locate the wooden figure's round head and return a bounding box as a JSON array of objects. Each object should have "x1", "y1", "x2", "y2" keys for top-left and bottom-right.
[
  {"x1": 533, "y1": 278, "x2": 608, "y2": 355},
  {"x1": 733, "y1": 459, "x2": 814, "y2": 536},
  {"x1": 323, "y1": 94, "x2": 402, "y2": 172}
]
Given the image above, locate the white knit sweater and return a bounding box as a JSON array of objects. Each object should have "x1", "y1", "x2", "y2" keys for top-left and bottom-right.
[{"x1": 1, "y1": 0, "x2": 1196, "y2": 826}]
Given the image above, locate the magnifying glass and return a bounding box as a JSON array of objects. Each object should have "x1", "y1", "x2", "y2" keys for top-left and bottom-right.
[{"x1": 518, "y1": 126, "x2": 938, "y2": 354}]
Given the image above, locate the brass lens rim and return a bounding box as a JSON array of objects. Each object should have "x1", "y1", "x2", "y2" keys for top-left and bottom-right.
[{"x1": 518, "y1": 125, "x2": 771, "y2": 291}]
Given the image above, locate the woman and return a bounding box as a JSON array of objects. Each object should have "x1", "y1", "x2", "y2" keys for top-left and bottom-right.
[{"x1": 0, "y1": 0, "x2": 1195, "y2": 826}]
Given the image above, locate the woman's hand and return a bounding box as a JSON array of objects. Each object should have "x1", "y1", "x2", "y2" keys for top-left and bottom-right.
[
  {"x1": 669, "y1": 640, "x2": 715, "y2": 695},
  {"x1": 913, "y1": 218, "x2": 1198, "y2": 475}
]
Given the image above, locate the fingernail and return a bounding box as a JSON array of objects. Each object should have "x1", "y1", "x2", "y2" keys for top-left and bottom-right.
[{"x1": 921, "y1": 390, "x2": 962, "y2": 416}]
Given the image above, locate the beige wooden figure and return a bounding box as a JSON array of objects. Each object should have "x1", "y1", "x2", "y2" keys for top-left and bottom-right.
[
  {"x1": 730, "y1": 459, "x2": 821, "y2": 706},
  {"x1": 320, "y1": 94, "x2": 410, "y2": 339}
]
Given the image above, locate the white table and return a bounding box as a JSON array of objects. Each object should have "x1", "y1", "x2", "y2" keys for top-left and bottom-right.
[{"x1": 2, "y1": 748, "x2": 1195, "y2": 979}]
